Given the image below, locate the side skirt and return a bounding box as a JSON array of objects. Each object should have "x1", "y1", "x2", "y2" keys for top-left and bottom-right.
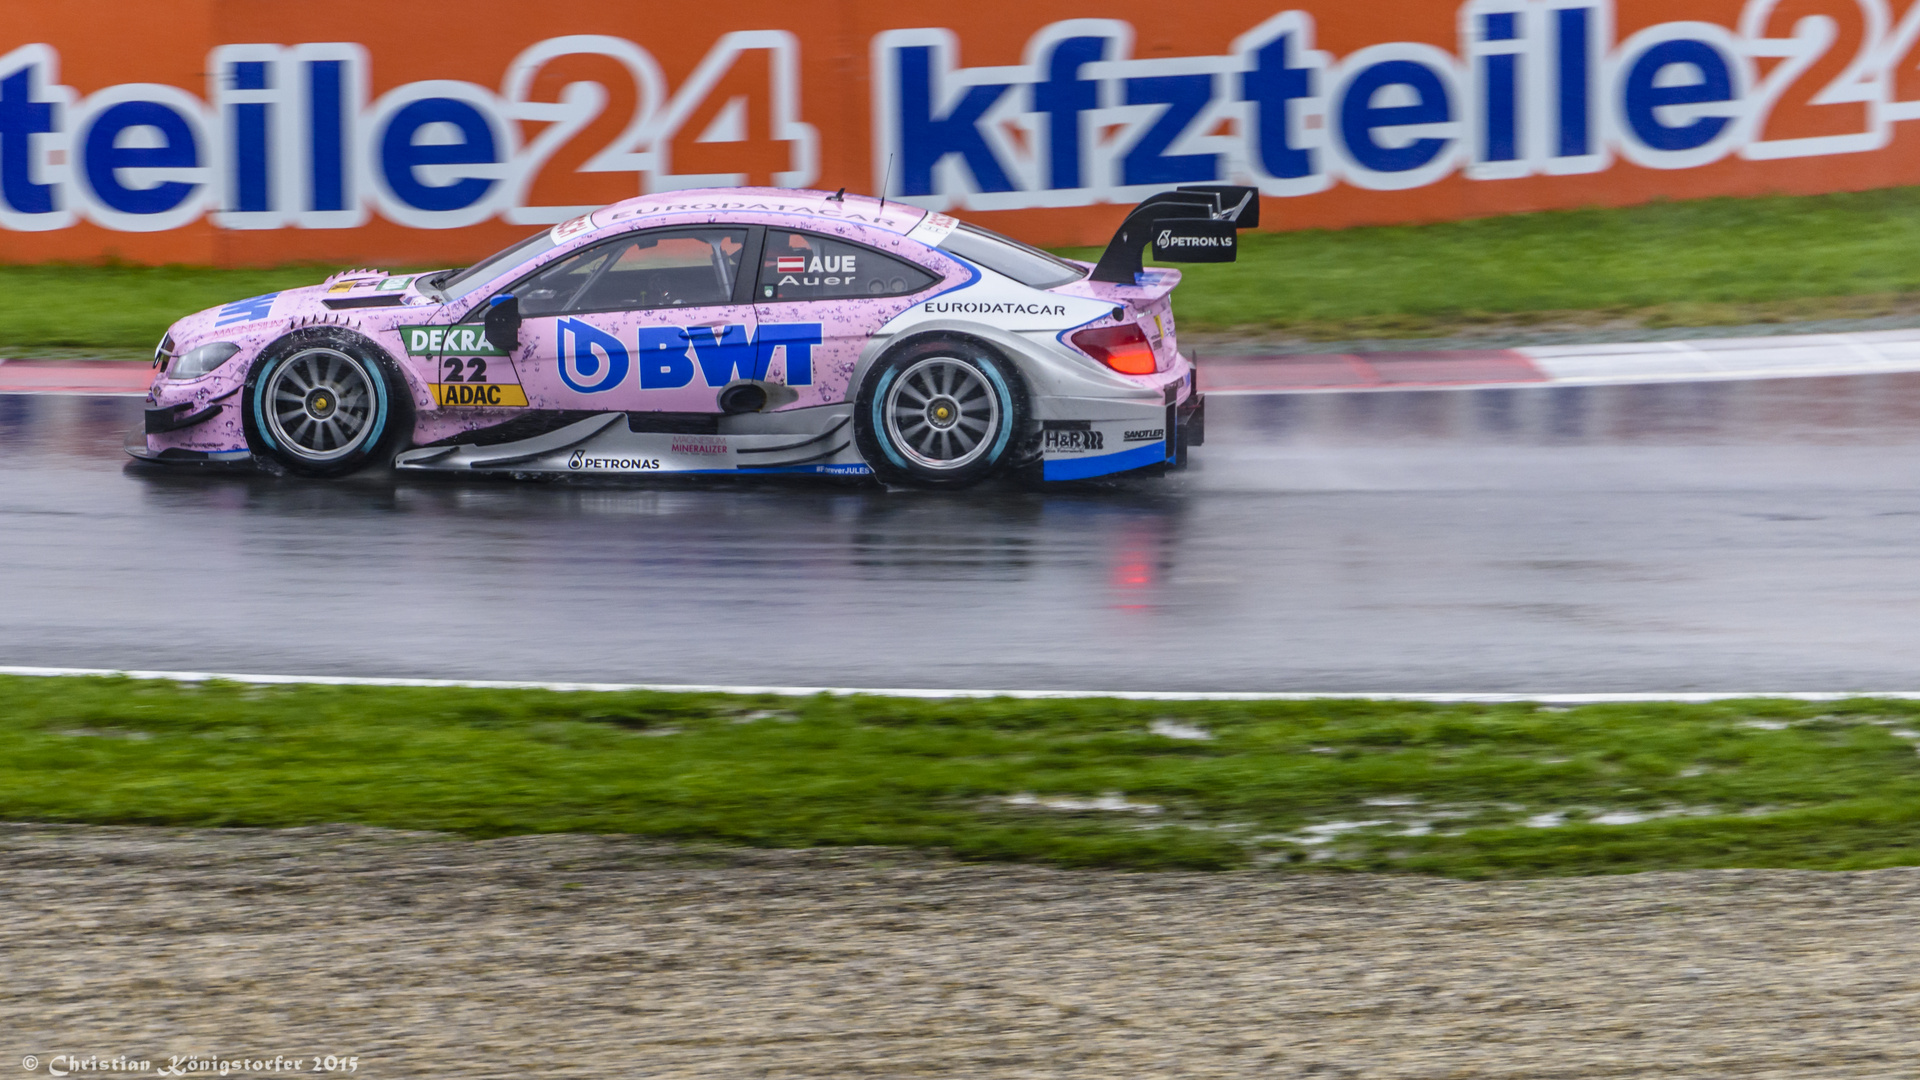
[{"x1": 393, "y1": 408, "x2": 873, "y2": 477}]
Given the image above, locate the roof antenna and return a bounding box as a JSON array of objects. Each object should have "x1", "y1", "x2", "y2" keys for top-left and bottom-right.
[
  {"x1": 878, "y1": 153, "x2": 894, "y2": 213},
  {"x1": 828, "y1": 187, "x2": 845, "y2": 202}
]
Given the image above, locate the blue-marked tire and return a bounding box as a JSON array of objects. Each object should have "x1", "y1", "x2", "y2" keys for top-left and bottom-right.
[
  {"x1": 242, "y1": 329, "x2": 410, "y2": 478},
  {"x1": 854, "y1": 337, "x2": 1028, "y2": 489}
]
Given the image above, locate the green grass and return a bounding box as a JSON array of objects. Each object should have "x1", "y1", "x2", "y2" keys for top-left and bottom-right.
[
  {"x1": 14, "y1": 186, "x2": 1920, "y2": 355},
  {"x1": 0, "y1": 262, "x2": 369, "y2": 357},
  {"x1": 9, "y1": 676, "x2": 1920, "y2": 878},
  {"x1": 1108, "y1": 186, "x2": 1920, "y2": 338}
]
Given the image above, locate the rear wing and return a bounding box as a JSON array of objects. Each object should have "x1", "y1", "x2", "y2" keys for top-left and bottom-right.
[{"x1": 1089, "y1": 185, "x2": 1259, "y2": 284}]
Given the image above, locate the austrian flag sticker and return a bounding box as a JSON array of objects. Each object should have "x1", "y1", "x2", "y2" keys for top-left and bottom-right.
[{"x1": 776, "y1": 256, "x2": 806, "y2": 273}]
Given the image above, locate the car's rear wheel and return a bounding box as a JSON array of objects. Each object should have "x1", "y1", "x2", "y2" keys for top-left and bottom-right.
[
  {"x1": 855, "y1": 338, "x2": 1027, "y2": 489},
  {"x1": 243, "y1": 330, "x2": 407, "y2": 478}
]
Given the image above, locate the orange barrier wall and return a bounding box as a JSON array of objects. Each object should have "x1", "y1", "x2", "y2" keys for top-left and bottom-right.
[{"x1": 3, "y1": 0, "x2": 1919, "y2": 265}]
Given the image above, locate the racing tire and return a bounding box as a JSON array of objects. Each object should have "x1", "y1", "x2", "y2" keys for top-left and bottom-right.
[
  {"x1": 854, "y1": 337, "x2": 1028, "y2": 489},
  {"x1": 242, "y1": 329, "x2": 410, "y2": 478}
]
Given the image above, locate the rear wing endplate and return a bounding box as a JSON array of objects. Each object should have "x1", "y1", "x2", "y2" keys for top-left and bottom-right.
[{"x1": 1088, "y1": 185, "x2": 1260, "y2": 284}]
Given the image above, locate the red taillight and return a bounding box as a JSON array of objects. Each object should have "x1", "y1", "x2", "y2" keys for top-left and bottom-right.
[{"x1": 1071, "y1": 323, "x2": 1157, "y2": 375}]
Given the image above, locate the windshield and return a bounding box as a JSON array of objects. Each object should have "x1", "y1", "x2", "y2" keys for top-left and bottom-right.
[
  {"x1": 936, "y1": 222, "x2": 1085, "y2": 290},
  {"x1": 427, "y1": 228, "x2": 562, "y2": 303}
]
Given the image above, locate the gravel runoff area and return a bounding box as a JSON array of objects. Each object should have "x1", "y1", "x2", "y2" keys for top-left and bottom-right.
[{"x1": 4, "y1": 825, "x2": 1916, "y2": 1079}]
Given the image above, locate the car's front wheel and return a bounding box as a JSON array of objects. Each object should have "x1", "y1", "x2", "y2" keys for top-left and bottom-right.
[
  {"x1": 243, "y1": 330, "x2": 408, "y2": 478},
  {"x1": 854, "y1": 337, "x2": 1027, "y2": 489}
]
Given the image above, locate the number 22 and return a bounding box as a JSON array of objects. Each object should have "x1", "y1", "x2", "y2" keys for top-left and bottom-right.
[{"x1": 441, "y1": 358, "x2": 489, "y2": 383}]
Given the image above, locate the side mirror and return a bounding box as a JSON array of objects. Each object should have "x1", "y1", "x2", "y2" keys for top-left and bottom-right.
[{"x1": 484, "y1": 294, "x2": 521, "y2": 353}]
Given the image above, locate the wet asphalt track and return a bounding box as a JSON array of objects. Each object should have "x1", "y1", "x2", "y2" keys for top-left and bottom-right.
[{"x1": 5, "y1": 376, "x2": 1920, "y2": 692}]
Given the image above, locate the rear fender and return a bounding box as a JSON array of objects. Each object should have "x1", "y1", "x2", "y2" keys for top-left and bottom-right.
[{"x1": 851, "y1": 322, "x2": 1040, "y2": 404}]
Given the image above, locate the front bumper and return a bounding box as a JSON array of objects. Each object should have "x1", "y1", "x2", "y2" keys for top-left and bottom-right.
[{"x1": 124, "y1": 424, "x2": 252, "y2": 463}]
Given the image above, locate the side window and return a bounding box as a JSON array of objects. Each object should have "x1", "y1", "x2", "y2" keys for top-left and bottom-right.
[
  {"x1": 515, "y1": 228, "x2": 747, "y2": 316},
  {"x1": 758, "y1": 230, "x2": 937, "y2": 302}
]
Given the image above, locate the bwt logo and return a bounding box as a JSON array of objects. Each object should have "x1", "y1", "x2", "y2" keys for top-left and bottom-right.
[
  {"x1": 555, "y1": 318, "x2": 823, "y2": 394},
  {"x1": 873, "y1": 0, "x2": 1920, "y2": 210}
]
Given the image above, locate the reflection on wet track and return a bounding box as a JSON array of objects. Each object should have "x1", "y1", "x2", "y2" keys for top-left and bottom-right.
[{"x1": 6, "y1": 376, "x2": 1920, "y2": 691}]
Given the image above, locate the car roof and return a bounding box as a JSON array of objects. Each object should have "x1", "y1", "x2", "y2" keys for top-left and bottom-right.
[{"x1": 585, "y1": 187, "x2": 932, "y2": 239}]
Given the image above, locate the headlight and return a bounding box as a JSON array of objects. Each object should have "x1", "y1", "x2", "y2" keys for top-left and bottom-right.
[{"x1": 169, "y1": 341, "x2": 241, "y2": 379}]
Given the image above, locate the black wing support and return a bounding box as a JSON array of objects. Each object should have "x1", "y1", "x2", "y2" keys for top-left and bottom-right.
[{"x1": 1088, "y1": 185, "x2": 1260, "y2": 284}]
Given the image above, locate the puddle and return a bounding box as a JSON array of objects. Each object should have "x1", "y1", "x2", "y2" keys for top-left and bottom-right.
[
  {"x1": 1004, "y1": 792, "x2": 1163, "y2": 814},
  {"x1": 1149, "y1": 719, "x2": 1214, "y2": 741},
  {"x1": 56, "y1": 728, "x2": 152, "y2": 740},
  {"x1": 1741, "y1": 719, "x2": 1790, "y2": 731},
  {"x1": 1362, "y1": 796, "x2": 1421, "y2": 807},
  {"x1": 732, "y1": 710, "x2": 797, "y2": 724},
  {"x1": 1527, "y1": 805, "x2": 1724, "y2": 828},
  {"x1": 1290, "y1": 819, "x2": 1393, "y2": 845}
]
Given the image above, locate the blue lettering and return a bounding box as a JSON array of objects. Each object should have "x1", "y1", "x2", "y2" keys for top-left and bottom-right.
[
  {"x1": 83, "y1": 100, "x2": 198, "y2": 215},
  {"x1": 379, "y1": 97, "x2": 495, "y2": 212},
  {"x1": 1032, "y1": 36, "x2": 1106, "y2": 190},
  {"x1": 1240, "y1": 32, "x2": 1316, "y2": 181},
  {"x1": 230, "y1": 61, "x2": 270, "y2": 214},
  {"x1": 1481, "y1": 14, "x2": 1518, "y2": 164},
  {"x1": 215, "y1": 293, "x2": 278, "y2": 326},
  {"x1": 307, "y1": 60, "x2": 346, "y2": 213},
  {"x1": 0, "y1": 67, "x2": 56, "y2": 215},
  {"x1": 894, "y1": 46, "x2": 1014, "y2": 197},
  {"x1": 637, "y1": 325, "x2": 694, "y2": 389},
  {"x1": 557, "y1": 318, "x2": 629, "y2": 394},
  {"x1": 1483, "y1": 53, "x2": 1517, "y2": 162},
  {"x1": 688, "y1": 324, "x2": 758, "y2": 386},
  {"x1": 1339, "y1": 60, "x2": 1451, "y2": 173},
  {"x1": 754, "y1": 323, "x2": 821, "y2": 386},
  {"x1": 1122, "y1": 73, "x2": 1217, "y2": 186},
  {"x1": 1555, "y1": 7, "x2": 1592, "y2": 157},
  {"x1": 1623, "y1": 39, "x2": 1733, "y2": 152}
]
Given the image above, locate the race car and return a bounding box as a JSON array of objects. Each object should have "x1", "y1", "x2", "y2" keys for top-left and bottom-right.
[{"x1": 131, "y1": 184, "x2": 1254, "y2": 487}]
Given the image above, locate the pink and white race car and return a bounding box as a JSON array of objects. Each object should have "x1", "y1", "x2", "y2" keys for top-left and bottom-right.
[{"x1": 132, "y1": 185, "x2": 1252, "y2": 487}]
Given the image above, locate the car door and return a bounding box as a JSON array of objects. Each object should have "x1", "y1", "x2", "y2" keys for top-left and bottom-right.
[
  {"x1": 754, "y1": 228, "x2": 940, "y2": 408},
  {"x1": 493, "y1": 225, "x2": 760, "y2": 413}
]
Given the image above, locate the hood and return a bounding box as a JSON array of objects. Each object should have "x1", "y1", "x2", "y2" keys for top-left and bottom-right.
[{"x1": 165, "y1": 269, "x2": 445, "y2": 353}]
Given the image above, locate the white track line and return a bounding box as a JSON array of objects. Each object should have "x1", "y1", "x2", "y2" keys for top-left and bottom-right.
[
  {"x1": 0, "y1": 665, "x2": 1913, "y2": 703},
  {"x1": 1522, "y1": 329, "x2": 1920, "y2": 386}
]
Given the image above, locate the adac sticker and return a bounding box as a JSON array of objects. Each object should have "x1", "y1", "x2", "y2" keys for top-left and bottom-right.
[
  {"x1": 401, "y1": 324, "x2": 504, "y2": 357},
  {"x1": 432, "y1": 383, "x2": 528, "y2": 407}
]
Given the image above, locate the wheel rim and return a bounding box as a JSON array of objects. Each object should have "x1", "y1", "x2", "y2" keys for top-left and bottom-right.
[
  {"x1": 263, "y1": 348, "x2": 377, "y2": 461},
  {"x1": 883, "y1": 357, "x2": 1001, "y2": 471}
]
